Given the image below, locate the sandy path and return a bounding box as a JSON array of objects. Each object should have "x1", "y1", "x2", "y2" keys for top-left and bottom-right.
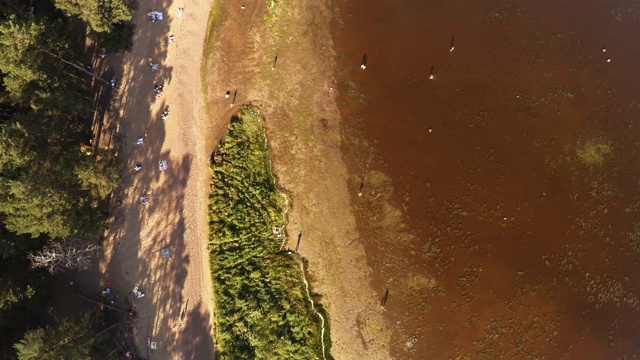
[{"x1": 98, "y1": 1, "x2": 216, "y2": 358}]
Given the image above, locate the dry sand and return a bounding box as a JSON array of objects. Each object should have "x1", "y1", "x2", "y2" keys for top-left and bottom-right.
[{"x1": 96, "y1": 1, "x2": 216, "y2": 358}]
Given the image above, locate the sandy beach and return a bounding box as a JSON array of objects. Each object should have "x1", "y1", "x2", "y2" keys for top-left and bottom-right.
[{"x1": 96, "y1": 1, "x2": 216, "y2": 358}]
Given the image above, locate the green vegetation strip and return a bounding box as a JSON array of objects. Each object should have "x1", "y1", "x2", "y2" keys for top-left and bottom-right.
[
  {"x1": 208, "y1": 106, "x2": 330, "y2": 359},
  {"x1": 201, "y1": 0, "x2": 223, "y2": 115}
]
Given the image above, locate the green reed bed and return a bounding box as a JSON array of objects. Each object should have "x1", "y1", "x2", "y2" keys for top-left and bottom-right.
[{"x1": 208, "y1": 106, "x2": 327, "y2": 359}]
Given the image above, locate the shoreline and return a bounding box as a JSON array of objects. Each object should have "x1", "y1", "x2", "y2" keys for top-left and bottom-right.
[
  {"x1": 204, "y1": 0, "x2": 392, "y2": 357},
  {"x1": 96, "y1": 0, "x2": 395, "y2": 358},
  {"x1": 329, "y1": 1, "x2": 640, "y2": 358}
]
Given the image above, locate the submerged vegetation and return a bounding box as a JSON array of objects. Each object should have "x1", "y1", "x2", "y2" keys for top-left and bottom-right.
[
  {"x1": 576, "y1": 138, "x2": 612, "y2": 166},
  {"x1": 208, "y1": 106, "x2": 328, "y2": 359}
]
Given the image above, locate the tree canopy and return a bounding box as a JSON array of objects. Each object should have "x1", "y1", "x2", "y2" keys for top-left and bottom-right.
[
  {"x1": 0, "y1": 10, "x2": 122, "y2": 238},
  {"x1": 0, "y1": 15, "x2": 91, "y2": 115},
  {"x1": 53, "y1": 0, "x2": 132, "y2": 33},
  {"x1": 14, "y1": 312, "x2": 98, "y2": 360},
  {"x1": 0, "y1": 113, "x2": 119, "y2": 238},
  {"x1": 0, "y1": 1, "x2": 126, "y2": 358},
  {"x1": 0, "y1": 226, "x2": 46, "y2": 355}
]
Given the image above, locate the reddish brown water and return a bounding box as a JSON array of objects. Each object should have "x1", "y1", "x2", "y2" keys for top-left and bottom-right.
[{"x1": 333, "y1": 0, "x2": 640, "y2": 358}]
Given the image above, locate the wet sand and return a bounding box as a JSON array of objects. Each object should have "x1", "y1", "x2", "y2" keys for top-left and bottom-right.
[{"x1": 333, "y1": 0, "x2": 640, "y2": 358}]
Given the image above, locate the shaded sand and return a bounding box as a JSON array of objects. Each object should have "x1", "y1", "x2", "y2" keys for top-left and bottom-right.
[
  {"x1": 95, "y1": 0, "x2": 216, "y2": 358},
  {"x1": 203, "y1": 0, "x2": 391, "y2": 358}
]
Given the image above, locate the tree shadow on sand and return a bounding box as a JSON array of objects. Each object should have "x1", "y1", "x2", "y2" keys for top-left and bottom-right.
[
  {"x1": 93, "y1": 2, "x2": 218, "y2": 357},
  {"x1": 175, "y1": 300, "x2": 214, "y2": 360}
]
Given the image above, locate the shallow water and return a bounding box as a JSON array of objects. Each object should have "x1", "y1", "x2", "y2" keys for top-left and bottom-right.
[{"x1": 332, "y1": 0, "x2": 640, "y2": 358}]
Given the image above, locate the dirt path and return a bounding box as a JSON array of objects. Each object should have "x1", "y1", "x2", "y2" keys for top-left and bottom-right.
[
  {"x1": 97, "y1": 1, "x2": 216, "y2": 358},
  {"x1": 205, "y1": 1, "x2": 392, "y2": 358}
]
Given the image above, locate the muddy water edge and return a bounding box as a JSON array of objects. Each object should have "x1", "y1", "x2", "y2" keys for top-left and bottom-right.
[{"x1": 331, "y1": 0, "x2": 640, "y2": 358}]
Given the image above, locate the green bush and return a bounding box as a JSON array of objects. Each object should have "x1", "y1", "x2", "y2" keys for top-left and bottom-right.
[{"x1": 209, "y1": 106, "x2": 326, "y2": 359}]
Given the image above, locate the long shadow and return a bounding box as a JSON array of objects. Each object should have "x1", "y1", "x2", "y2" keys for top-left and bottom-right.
[
  {"x1": 101, "y1": 154, "x2": 192, "y2": 358},
  {"x1": 48, "y1": 1, "x2": 220, "y2": 358},
  {"x1": 176, "y1": 299, "x2": 214, "y2": 360},
  {"x1": 91, "y1": 3, "x2": 174, "y2": 153},
  {"x1": 89, "y1": 20, "x2": 137, "y2": 153},
  {"x1": 93, "y1": 1, "x2": 220, "y2": 358}
]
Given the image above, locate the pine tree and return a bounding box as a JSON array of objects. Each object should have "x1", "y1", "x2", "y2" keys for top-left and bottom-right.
[
  {"x1": 14, "y1": 313, "x2": 96, "y2": 360},
  {"x1": 53, "y1": 0, "x2": 132, "y2": 33},
  {"x1": 0, "y1": 15, "x2": 92, "y2": 115}
]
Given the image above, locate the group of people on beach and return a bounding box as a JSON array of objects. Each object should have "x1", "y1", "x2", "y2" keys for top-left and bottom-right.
[
  {"x1": 153, "y1": 83, "x2": 164, "y2": 97},
  {"x1": 135, "y1": 7, "x2": 187, "y2": 207},
  {"x1": 93, "y1": 5, "x2": 189, "y2": 358}
]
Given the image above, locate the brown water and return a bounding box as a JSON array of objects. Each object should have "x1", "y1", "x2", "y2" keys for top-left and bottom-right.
[{"x1": 332, "y1": 0, "x2": 640, "y2": 358}]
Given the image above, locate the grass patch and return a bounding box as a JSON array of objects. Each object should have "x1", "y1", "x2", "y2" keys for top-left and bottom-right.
[
  {"x1": 208, "y1": 105, "x2": 329, "y2": 359},
  {"x1": 264, "y1": 0, "x2": 288, "y2": 39},
  {"x1": 201, "y1": 1, "x2": 223, "y2": 116},
  {"x1": 264, "y1": 0, "x2": 281, "y2": 24},
  {"x1": 576, "y1": 139, "x2": 612, "y2": 166}
]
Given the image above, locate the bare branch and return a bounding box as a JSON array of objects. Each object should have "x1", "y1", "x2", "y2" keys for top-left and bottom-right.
[{"x1": 28, "y1": 238, "x2": 100, "y2": 274}]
